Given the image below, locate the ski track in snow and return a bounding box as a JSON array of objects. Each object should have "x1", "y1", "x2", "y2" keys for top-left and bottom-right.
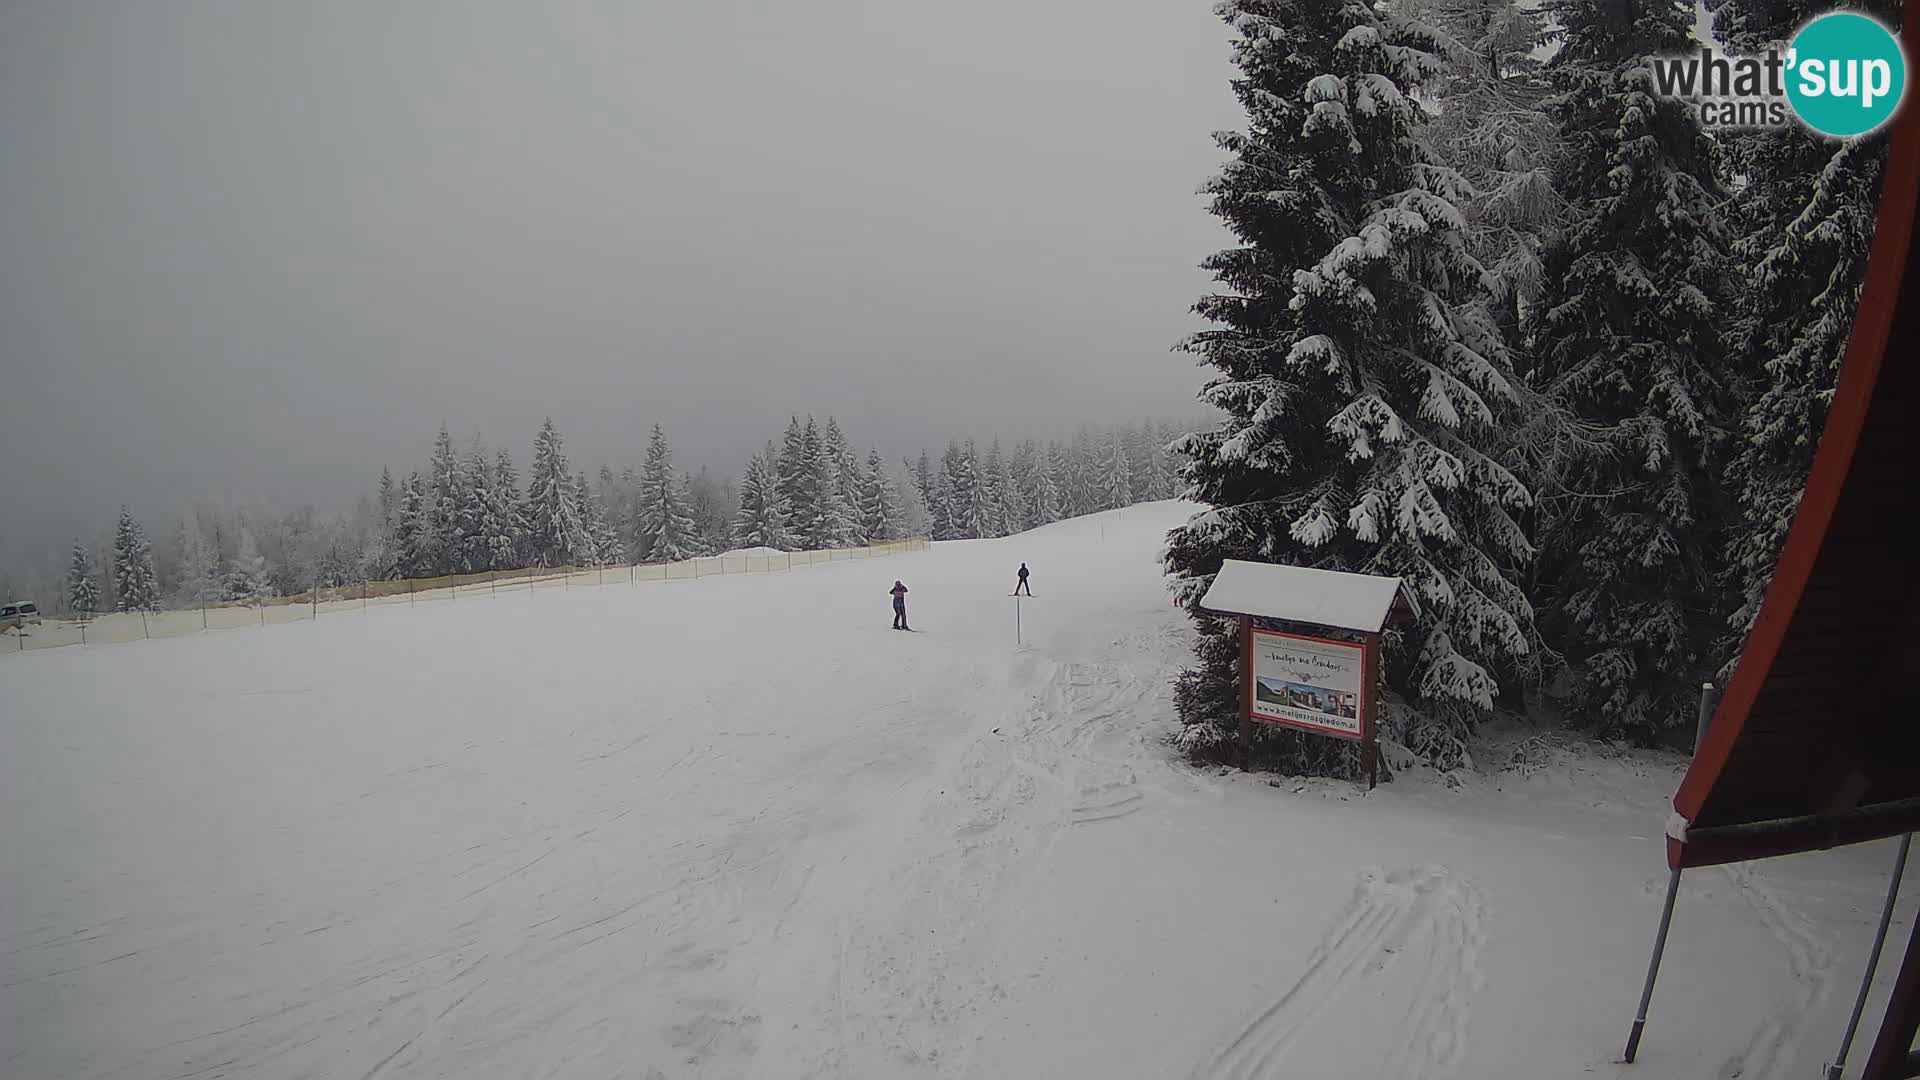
[
  {"x1": 1716, "y1": 862, "x2": 1836, "y2": 1080},
  {"x1": 1191, "y1": 865, "x2": 1488, "y2": 1080},
  {"x1": 4, "y1": 502, "x2": 1867, "y2": 1080},
  {"x1": 820, "y1": 620, "x2": 1197, "y2": 1077},
  {"x1": 0, "y1": 506, "x2": 1207, "y2": 1080}
]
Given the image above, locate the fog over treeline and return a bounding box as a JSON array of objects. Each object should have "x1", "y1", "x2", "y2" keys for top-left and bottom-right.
[
  {"x1": 14, "y1": 413, "x2": 1207, "y2": 614},
  {"x1": 0, "y1": 1, "x2": 1242, "y2": 580}
]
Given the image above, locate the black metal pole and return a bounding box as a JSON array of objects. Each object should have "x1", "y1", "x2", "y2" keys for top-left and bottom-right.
[
  {"x1": 1693, "y1": 681, "x2": 1718, "y2": 755},
  {"x1": 1831, "y1": 833, "x2": 1914, "y2": 1079},
  {"x1": 1624, "y1": 866, "x2": 1684, "y2": 1063},
  {"x1": 1861, "y1": 901, "x2": 1920, "y2": 1078}
]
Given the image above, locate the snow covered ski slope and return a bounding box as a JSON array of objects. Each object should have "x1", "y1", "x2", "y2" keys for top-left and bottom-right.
[{"x1": 3, "y1": 501, "x2": 1914, "y2": 1078}]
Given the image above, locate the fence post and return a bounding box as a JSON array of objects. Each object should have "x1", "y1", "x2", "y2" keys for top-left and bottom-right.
[
  {"x1": 409, "y1": 577, "x2": 416, "y2": 606},
  {"x1": 202, "y1": 603, "x2": 208, "y2": 630},
  {"x1": 142, "y1": 610, "x2": 151, "y2": 639},
  {"x1": 257, "y1": 602, "x2": 264, "y2": 626},
  {"x1": 599, "y1": 564, "x2": 605, "y2": 586}
]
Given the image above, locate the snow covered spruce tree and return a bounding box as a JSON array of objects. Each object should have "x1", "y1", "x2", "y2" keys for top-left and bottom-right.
[
  {"x1": 525, "y1": 418, "x2": 586, "y2": 567},
  {"x1": 967, "y1": 441, "x2": 1001, "y2": 538},
  {"x1": 909, "y1": 451, "x2": 936, "y2": 523},
  {"x1": 227, "y1": 524, "x2": 273, "y2": 602},
  {"x1": 427, "y1": 424, "x2": 464, "y2": 575},
  {"x1": 633, "y1": 424, "x2": 700, "y2": 562},
  {"x1": 390, "y1": 473, "x2": 427, "y2": 578},
  {"x1": 67, "y1": 539, "x2": 100, "y2": 615},
  {"x1": 1526, "y1": 0, "x2": 1735, "y2": 740},
  {"x1": 1709, "y1": 0, "x2": 1898, "y2": 659},
  {"x1": 575, "y1": 471, "x2": 622, "y2": 565},
  {"x1": 1009, "y1": 441, "x2": 1040, "y2": 529},
  {"x1": 1101, "y1": 431, "x2": 1133, "y2": 511},
  {"x1": 377, "y1": 467, "x2": 398, "y2": 538},
  {"x1": 1062, "y1": 430, "x2": 1095, "y2": 517},
  {"x1": 459, "y1": 445, "x2": 517, "y2": 571},
  {"x1": 994, "y1": 446, "x2": 1020, "y2": 534},
  {"x1": 1129, "y1": 424, "x2": 1174, "y2": 503},
  {"x1": 1392, "y1": 0, "x2": 1559, "y2": 340},
  {"x1": 1034, "y1": 445, "x2": 1065, "y2": 526},
  {"x1": 172, "y1": 518, "x2": 221, "y2": 606},
  {"x1": 112, "y1": 506, "x2": 162, "y2": 612},
  {"x1": 980, "y1": 441, "x2": 1012, "y2": 537},
  {"x1": 824, "y1": 418, "x2": 867, "y2": 545},
  {"x1": 597, "y1": 465, "x2": 623, "y2": 530},
  {"x1": 1163, "y1": 0, "x2": 1536, "y2": 773},
  {"x1": 860, "y1": 448, "x2": 903, "y2": 542},
  {"x1": 734, "y1": 445, "x2": 794, "y2": 549},
  {"x1": 934, "y1": 443, "x2": 962, "y2": 539},
  {"x1": 928, "y1": 463, "x2": 957, "y2": 541},
  {"x1": 685, "y1": 468, "x2": 732, "y2": 552},
  {"x1": 787, "y1": 417, "x2": 855, "y2": 549},
  {"x1": 566, "y1": 473, "x2": 594, "y2": 566},
  {"x1": 775, "y1": 417, "x2": 812, "y2": 535},
  {"x1": 492, "y1": 449, "x2": 528, "y2": 567},
  {"x1": 817, "y1": 421, "x2": 860, "y2": 547},
  {"x1": 940, "y1": 441, "x2": 986, "y2": 539}
]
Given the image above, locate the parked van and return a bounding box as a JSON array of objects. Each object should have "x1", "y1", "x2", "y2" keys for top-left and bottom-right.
[{"x1": 1, "y1": 600, "x2": 43, "y2": 631}]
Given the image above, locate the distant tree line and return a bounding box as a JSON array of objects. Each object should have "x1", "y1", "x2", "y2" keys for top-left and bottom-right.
[
  {"x1": 907, "y1": 421, "x2": 1185, "y2": 542},
  {"x1": 17, "y1": 414, "x2": 1193, "y2": 617}
]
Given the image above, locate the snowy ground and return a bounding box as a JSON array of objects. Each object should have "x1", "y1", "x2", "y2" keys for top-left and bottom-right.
[{"x1": 3, "y1": 501, "x2": 1914, "y2": 1079}]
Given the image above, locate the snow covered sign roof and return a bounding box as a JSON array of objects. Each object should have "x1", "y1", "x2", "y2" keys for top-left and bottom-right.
[{"x1": 1197, "y1": 559, "x2": 1412, "y2": 634}]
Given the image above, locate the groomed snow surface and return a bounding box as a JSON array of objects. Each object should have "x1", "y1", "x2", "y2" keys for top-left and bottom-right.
[{"x1": 3, "y1": 501, "x2": 1913, "y2": 1079}]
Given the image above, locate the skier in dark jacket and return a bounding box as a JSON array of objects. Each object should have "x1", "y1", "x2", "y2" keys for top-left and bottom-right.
[
  {"x1": 891, "y1": 580, "x2": 910, "y2": 630},
  {"x1": 1014, "y1": 563, "x2": 1031, "y2": 596}
]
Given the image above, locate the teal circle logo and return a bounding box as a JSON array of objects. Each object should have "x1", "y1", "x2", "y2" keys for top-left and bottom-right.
[{"x1": 1786, "y1": 12, "x2": 1907, "y2": 137}]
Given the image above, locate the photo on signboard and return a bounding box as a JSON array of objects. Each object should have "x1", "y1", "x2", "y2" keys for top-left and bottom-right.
[
  {"x1": 1253, "y1": 675, "x2": 1290, "y2": 707},
  {"x1": 1256, "y1": 676, "x2": 1350, "y2": 717}
]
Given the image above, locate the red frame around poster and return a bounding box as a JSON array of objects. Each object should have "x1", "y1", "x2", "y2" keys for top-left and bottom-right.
[{"x1": 1244, "y1": 626, "x2": 1372, "y2": 744}]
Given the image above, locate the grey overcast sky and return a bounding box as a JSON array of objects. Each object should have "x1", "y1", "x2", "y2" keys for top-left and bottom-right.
[{"x1": 0, "y1": 0, "x2": 1238, "y2": 569}]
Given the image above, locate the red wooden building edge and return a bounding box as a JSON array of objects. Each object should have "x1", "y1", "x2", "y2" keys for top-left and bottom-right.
[{"x1": 1667, "y1": 8, "x2": 1920, "y2": 870}]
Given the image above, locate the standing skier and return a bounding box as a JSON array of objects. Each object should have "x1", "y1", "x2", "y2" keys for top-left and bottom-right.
[
  {"x1": 891, "y1": 580, "x2": 910, "y2": 630},
  {"x1": 1014, "y1": 563, "x2": 1031, "y2": 596}
]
